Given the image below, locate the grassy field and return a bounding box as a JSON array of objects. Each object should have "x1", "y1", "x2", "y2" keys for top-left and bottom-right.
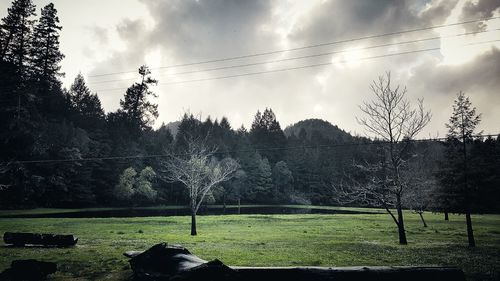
[
  {"x1": 0, "y1": 209, "x2": 499, "y2": 280},
  {"x1": 0, "y1": 204, "x2": 384, "y2": 217}
]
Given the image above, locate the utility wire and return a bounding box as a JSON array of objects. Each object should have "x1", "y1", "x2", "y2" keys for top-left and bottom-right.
[
  {"x1": 92, "y1": 38, "x2": 500, "y2": 91},
  {"x1": 87, "y1": 16, "x2": 500, "y2": 78},
  {"x1": 88, "y1": 28, "x2": 500, "y2": 85},
  {"x1": 3, "y1": 134, "x2": 498, "y2": 165},
  {"x1": 0, "y1": 38, "x2": 498, "y2": 105}
]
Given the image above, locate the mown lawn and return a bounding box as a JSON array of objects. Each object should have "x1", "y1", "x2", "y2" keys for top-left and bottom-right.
[
  {"x1": 0, "y1": 204, "x2": 384, "y2": 217},
  {"x1": 0, "y1": 209, "x2": 499, "y2": 280}
]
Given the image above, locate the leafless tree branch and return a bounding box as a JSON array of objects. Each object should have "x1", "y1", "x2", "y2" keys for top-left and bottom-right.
[
  {"x1": 163, "y1": 138, "x2": 239, "y2": 214},
  {"x1": 335, "y1": 72, "x2": 432, "y2": 244}
]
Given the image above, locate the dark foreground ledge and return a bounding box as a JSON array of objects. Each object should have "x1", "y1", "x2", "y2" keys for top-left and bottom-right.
[
  {"x1": 0, "y1": 259, "x2": 57, "y2": 280},
  {"x1": 231, "y1": 266, "x2": 465, "y2": 281},
  {"x1": 126, "y1": 243, "x2": 466, "y2": 281}
]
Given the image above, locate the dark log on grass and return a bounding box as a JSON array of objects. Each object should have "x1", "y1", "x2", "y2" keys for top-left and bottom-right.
[
  {"x1": 0, "y1": 259, "x2": 57, "y2": 280},
  {"x1": 3, "y1": 232, "x2": 78, "y2": 247},
  {"x1": 233, "y1": 266, "x2": 465, "y2": 281},
  {"x1": 126, "y1": 243, "x2": 466, "y2": 281}
]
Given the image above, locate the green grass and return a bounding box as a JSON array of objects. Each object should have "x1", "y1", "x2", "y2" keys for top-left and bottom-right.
[{"x1": 0, "y1": 210, "x2": 499, "y2": 280}]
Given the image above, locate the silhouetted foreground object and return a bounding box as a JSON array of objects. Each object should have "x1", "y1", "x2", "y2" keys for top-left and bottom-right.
[
  {"x1": 0, "y1": 259, "x2": 57, "y2": 280},
  {"x1": 3, "y1": 232, "x2": 78, "y2": 247},
  {"x1": 127, "y1": 243, "x2": 233, "y2": 280},
  {"x1": 126, "y1": 243, "x2": 466, "y2": 281}
]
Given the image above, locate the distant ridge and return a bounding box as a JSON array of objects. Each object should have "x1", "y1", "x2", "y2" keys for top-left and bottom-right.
[
  {"x1": 284, "y1": 119, "x2": 356, "y2": 142},
  {"x1": 165, "y1": 121, "x2": 180, "y2": 137}
]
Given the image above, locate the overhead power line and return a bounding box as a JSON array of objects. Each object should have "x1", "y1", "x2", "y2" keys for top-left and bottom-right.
[
  {"x1": 3, "y1": 134, "x2": 499, "y2": 165},
  {"x1": 87, "y1": 28, "x2": 500, "y2": 85},
  {"x1": 92, "y1": 38, "x2": 500, "y2": 91},
  {"x1": 87, "y1": 16, "x2": 500, "y2": 78}
]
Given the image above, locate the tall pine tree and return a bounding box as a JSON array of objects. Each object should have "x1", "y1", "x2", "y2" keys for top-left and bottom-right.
[
  {"x1": 120, "y1": 65, "x2": 158, "y2": 132},
  {"x1": 249, "y1": 108, "x2": 286, "y2": 163},
  {"x1": 439, "y1": 91, "x2": 482, "y2": 247},
  {"x1": 68, "y1": 73, "x2": 104, "y2": 123},
  {"x1": 0, "y1": 0, "x2": 36, "y2": 120},
  {"x1": 30, "y1": 3, "x2": 64, "y2": 89},
  {"x1": 0, "y1": 0, "x2": 36, "y2": 70}
]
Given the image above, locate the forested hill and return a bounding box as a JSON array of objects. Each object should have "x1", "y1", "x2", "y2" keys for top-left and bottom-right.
[
  {"x1": 284, "y1": 119, "x2": 356, "y2": 143},
  {"x1": 165, "y1": 121, "x2": 181, "y2": 137}
]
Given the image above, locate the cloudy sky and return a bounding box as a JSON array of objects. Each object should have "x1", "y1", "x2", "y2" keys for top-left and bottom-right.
[{"x1": 1, "y1": 0, "x2": 499, "y2": 137}]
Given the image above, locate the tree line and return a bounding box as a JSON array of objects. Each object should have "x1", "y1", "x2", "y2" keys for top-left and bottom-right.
[{"x1": 1, "y1": 0, "x2": 499, "y2": 238}]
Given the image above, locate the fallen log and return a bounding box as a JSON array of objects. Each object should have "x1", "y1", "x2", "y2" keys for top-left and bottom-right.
[
  {"x1": 0, "y1": 259, "x2": 57, "y2": 280},
  {"x1": 125, "y1": 243, "x2": 466, "y2": 281},
  {"x1": 232, "y1": 266, "x2": 465, "y2": 281},
  {"x1": 3, "y1": 232, "x2": 78, "y2": 247}
]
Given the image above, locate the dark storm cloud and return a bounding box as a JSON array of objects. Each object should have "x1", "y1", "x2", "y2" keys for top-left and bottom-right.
[
  {"x1": 409, "y1": 47, "x2": 500, "y2": 95},
  {"x1": 419, "y1": 0, "x2": 460, "y2": 25},
  {"x1": 88, "y1": 19, "x2": 152, "y2": 79},
  {"x1": 87, "y1": 0, "x2": 277, "y2": 111},
  {"x1": 87, "y1": 19, "x2": 154, "y2": 107},
  {"x1": 86, "y1": 0, "x2": 277, "y2": 78},
  {"x1": 406, "y1": 47, "x2": 500, "y2": 134},
  {"x1": 460, "y1": 0, "x2": 500, "y2": 31},
  {"x1": 289, "y1": 0, "x2": 457, "y2": 46},
  {"x1": 88, "y1": 0, "x2": 458, "y2": 77},
  {"x1": 88, "y1": 0, "x2": 276, "y2": 78},
  {"x1": 141, "y1": 0, "x2": 276, "y2": 61},
  {"x1": 82, "y1": 0, "x2": 498, "y2": 135}
]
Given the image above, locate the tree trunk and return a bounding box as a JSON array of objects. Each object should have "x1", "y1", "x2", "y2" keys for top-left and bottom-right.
[
  {"x1": 444, "y1": 212, "x2": 449, "y2": 221},
  {"x1": 17, "y1": 94, "x2": 21, "y2": 120},
  {"x1": 418, "y1": 212, "x2": 428, "y2": 227},
  {"x1": 465, "y1": 212, "x2": 475, "y2": 247},
  {"x1": 396, "y1": 195, "x2": 407, "y2": 245},
  {"x1": 191, "y1": 212, "x2": 197, "y2": 236},
  {"x1": 222, "y1": 194, "x2": 226, "y2": 215},
  {"x1": 0, "y1": 32, "x2": 13, "y2": 61},
  {"x1": 461, "y1": 114, "x2": 474, "y2": 247},
  {"x1": 237, "y1": 198, "x2": 241, "y2": 215}
]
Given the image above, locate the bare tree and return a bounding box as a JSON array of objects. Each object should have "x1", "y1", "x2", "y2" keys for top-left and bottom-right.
[
  {"x1": 403, "y1": 182, "x2": 432, "y2": 228},
  {"x1": 163, "y1": 139, "x2": 239, "y2": 235},
  {"x1": 335, "y1": 72, "x2": 431, "y2": 245},
  {"x1": 401, "y1": 143, "x2": 442, "y2": 228}
]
